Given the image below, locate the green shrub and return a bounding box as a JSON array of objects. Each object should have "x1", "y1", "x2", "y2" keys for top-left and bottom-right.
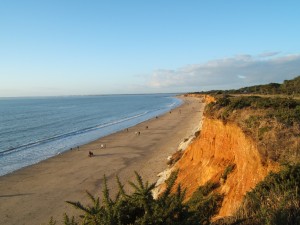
[
  {"x1": 217, "y1": 97, "x2": 231, "y2": 107},
  {"x1": 244, "y1": 115, "x2": 261, "y2": 128},
  {"x1": 258, "y1": 126, "x2": 272, "y2": 140},
  {"x1": 221, "y1": 164, "x2": 236, "y2": 181},
  {"x1": 187, "y1": 181, "x2": 223, "y2": 225},
  {"x1": 50, "y1": 172, "x2": 223, "y2": 225},
  {"x1": 234, "y1": 164, "x2": 300, "y2": 225}
]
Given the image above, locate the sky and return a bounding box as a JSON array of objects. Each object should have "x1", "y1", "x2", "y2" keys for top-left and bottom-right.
[{"x1": 1, "y1": 1, "x2": 300, "y2": 97}]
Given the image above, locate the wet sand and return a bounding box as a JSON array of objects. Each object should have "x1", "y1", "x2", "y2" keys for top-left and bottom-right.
[{"x1": 0, "y1": 96, "x2": 204, "y2": 225}]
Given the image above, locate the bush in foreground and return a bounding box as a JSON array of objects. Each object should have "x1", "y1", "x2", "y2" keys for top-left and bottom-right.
[
  {"x1": 48, "y1": 165, "x2": 300, "y2": 225},
  {"x1": 49, "y1": 171, "x2": 222, "y2": 225}
]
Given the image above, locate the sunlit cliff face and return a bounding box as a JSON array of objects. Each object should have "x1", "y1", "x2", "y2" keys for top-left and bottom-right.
[{"x1": 174, "y1": 117, "x2": 278, "y2": 217}]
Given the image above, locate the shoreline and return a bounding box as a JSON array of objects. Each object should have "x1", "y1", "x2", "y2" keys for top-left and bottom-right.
[
  {"x1": 0, "y1": 96, "x2": 182, "y2": 177},
  {"x1": 0, "y1": 96, "x2": 204, "y2": 225}
]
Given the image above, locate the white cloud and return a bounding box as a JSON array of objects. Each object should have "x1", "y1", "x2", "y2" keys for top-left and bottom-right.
[
  {"x1": 147, "y1": 53, "x2": 300, "y2": 91},
  {"x1": 258, "y1": 51, "x2": 280, "y2": 58}
]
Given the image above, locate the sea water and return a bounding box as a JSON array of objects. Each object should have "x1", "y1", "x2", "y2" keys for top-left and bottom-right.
[{"x1": 0, "y1": 94, "x2": 182, "y2": 176}]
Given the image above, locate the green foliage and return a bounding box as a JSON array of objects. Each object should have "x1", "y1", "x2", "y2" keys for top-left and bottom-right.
[
  {"x1": 187, "y1": 181, "x2": 223, "y2": 224},
  {"x1": 48, "y1": 217, "x2": 57, "y2": 225},
  {"x1": 194, "y1": 75, "x2": 300, "y2": 96},
  {"x1": 205, "y1": 96, "x2": 263, "y2": 120},
  {"x1": 51, "y1": 172, "x2": 223, "y2": 225},
  {"x1": 233, "y1": 164, "x2": 300, "y2": 225},
  {"x1": 217, "y1": 97, "x2": 231, "y2": 107},
  {"x1": 188, "y1": 182, "x2": 219, "y2": 207},
  {"x1": 221, "y1": 164, "x2": 236, "y2": 181},
  {"x1": 244, "y1": 115, "x2": 261, "y2": 128},
  {"x1": 281, "y1": 76, "x2": 300, "y2": 95},
  {"x1": 193, "y1": 76, "x2": 300, "y2": 97},
  {"x1": 258, "y1": 126, "x2": 272, "y2": 140},
  {"x1": 63, "y1": 214, "x2": 77, "y2": 225},
  {"x1": 207, "y1": 95, "x2": 300, "y2": 122},
  {"x1": 269, "y1": 106, "x2": 300, "y2": 126},
  {"x1": 204, "y1": 95, "x2": 300, "y2": 162}
]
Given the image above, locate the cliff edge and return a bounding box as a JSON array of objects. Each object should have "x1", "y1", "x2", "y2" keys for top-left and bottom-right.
[
  {"x1": 168, "y1": 93, "x2": 300, "y2": 220},
  {"x1": 174, "y1": 117, "x2": 278, "y2": 217}
]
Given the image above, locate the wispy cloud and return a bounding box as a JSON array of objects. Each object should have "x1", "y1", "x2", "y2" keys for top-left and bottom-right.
[
  {"x1": 147, "y1": 53, "x2": 300, "y2": 91},
  {"x1": 258, "y1": 51, "x2": 281, "y2": 58}
]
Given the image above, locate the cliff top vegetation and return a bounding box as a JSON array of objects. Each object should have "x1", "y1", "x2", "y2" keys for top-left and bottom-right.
[
  {"x1": 205, "y1": 95, "x2": 300, "y2": 163},
  {"x1": 191, "y1": 76, "x2": 300, "y2": 164},
  {"x1": 193, "y1": 75, "x2": 300, "y2": 97}
]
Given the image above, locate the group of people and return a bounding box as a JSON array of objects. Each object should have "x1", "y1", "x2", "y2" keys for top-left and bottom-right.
[{"x1": 87, "y1": 125, "x2": 149, "y2": 157}]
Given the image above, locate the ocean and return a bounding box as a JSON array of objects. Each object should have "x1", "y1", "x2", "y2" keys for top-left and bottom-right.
[{"x1": 0, "y1": 94, "x2": 182, "y2": 176}]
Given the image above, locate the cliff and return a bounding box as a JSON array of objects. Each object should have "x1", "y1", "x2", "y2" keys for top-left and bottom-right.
[
  {"x1": 154, "y1": 94, "x2": 300, "y2": 219},
  {"x1": 174, "y1": 117, "x2": 278, "y2": 217}
]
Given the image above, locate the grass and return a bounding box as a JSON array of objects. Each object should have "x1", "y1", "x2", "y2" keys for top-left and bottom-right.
[{"x1": 204, "y1": 96, "x2": 300, "y2": 163}]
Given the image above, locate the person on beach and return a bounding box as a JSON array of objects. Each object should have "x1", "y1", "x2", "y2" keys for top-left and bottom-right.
[{"x1": 89, "y1": 151, "x2": 94, "y2": 157}]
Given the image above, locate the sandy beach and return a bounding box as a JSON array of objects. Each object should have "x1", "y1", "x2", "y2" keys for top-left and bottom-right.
[{"x1": 0, "y1": 96, "x2": 204, "y2": 225}]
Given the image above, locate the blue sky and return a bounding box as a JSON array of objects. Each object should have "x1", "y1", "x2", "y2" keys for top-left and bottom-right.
[{"x1": 1, "y1": 1, "x2": 300, "y2": 97}]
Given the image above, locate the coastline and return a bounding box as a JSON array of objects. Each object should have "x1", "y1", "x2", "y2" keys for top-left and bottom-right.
[
  {"x1": 0, "y1": 95, "x2": 182, "y2": 177},
  {"x1": 0, "y1": 96, "x2": 204, "y2": 225}
]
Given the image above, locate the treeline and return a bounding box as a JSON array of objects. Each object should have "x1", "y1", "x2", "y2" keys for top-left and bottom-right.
[
  {"x1": 193, "y1": 75, "x2": 300, "y2": 96},
  {"x1": 238, "y1": 76, "x2": 300, "y2": 95}
]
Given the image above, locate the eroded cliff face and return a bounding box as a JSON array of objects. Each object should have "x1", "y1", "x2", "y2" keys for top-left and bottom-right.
[{"x1": 174, "y1": 117, "x2": 278, "y2": 217}]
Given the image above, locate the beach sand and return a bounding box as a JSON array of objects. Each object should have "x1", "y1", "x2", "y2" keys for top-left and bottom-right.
[{"x1": 0, "y1": 96, "x2": 204, "y2": 225}]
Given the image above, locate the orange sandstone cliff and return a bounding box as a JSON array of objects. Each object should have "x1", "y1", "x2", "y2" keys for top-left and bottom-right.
[{"x1": 173, "y1": 116, "x2": 278, "y2": 217}]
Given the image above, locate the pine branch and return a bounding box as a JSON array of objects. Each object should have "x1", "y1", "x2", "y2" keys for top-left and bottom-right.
[
  {"x1": 48, "y1": 217, "x2": 56, "y2": 225},
  {"x1": 134, "y1": 171, "x2": 145, "y2": 190},
  {"x1": 66, "y1": 201, "x2": 91, "y2": 214},
  {"x1": 116, "y1": 175, "x2": 127, "y2": 198},
  {"x1": 85, "y1": 190, "x2": 96, "y2": 204},
  {"x1": 128, "y1": 181, "x2": 142, "y2": 193},
  {"x1": 102, "y1": 175, "x2": 112, "y2": 209},
  {"x1": 63, "y1": 213, "x2": 77, "y2": 225},
  {"x1": 160, "y1": 170, "x2": 178, "y2": 203}
]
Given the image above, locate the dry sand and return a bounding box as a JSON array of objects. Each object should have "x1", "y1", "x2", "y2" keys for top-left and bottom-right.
[{"x1": 0, "y1": 96, "x2": 204, "y2": 225}]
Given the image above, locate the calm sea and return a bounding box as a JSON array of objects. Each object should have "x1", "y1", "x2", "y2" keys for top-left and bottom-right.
[{"x1": 0, "y1": 94, "x2": 182, "y2": 176}]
